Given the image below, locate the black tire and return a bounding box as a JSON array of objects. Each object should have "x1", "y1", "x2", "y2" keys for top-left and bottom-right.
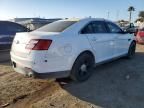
[
  {"x1": 70, "y1": 53, "x2": 95, "y2": 82},
  {"x1": 126, "y1": 42, "x2": 136, "y2": 59}
]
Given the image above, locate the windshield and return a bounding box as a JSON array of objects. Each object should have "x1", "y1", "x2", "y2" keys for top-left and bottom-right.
[{"x1": 35, "y1": 21, "x2": 77, "y2": 32}]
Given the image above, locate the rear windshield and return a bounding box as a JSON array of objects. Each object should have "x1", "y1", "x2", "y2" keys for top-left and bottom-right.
[{"x1": 35, "y1": 21, "x2": 77, "y2": 32}]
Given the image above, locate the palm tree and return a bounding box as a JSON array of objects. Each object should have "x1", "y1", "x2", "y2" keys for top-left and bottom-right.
[
  {"x1": 128, "y1": 6, "x2": 135, "y2": 23},
  {"x1": 139, "y1": 11, "x2": 144, "y2": 18}
]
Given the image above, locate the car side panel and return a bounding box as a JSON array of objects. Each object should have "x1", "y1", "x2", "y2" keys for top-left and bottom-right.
[
  {"x1": 114, "y1": 34, "x2": 133, "y2": 56},
  {"x1": 26, "y1": 33, "x2": 94, "y2": 73},
  {"x1": 86, "y1": 33, "x2": 115, "y2": 62}
]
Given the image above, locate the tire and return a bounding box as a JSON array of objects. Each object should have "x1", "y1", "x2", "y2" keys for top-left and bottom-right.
[
  {"x1": 70, "y1": 53, "x2": 95, "y2": 82},
  {"x1": 126, "y1": 42, "x2": 136, "y2": 59}
]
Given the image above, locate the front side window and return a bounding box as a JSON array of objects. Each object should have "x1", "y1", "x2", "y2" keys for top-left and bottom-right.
[
  {"x1": 81, "y1": 21, "x2": 107, "y2": 34},
  {"x1": 106, "y1": 22, "x2": 122, "y2": 33},
  {"x1": 36, "y1": 21, "x2": 77, "y2": 32},
  {"x1": 92, "y1": 21, "x2": 107, "y2": 33}
]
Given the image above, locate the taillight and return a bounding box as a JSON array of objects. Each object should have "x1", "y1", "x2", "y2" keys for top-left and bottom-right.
[{"x1": 25, "y1": 39, "x2": 52, "y2": 50}]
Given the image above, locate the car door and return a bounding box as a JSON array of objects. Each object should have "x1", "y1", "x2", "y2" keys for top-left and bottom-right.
[
  {"x1": 81, "y1": 21, "x2": 115, "y2": 63},
  {"x1": 106, "y1": 21, "x2": 130, "y2": 57},
  {"x1": 0, "y1": 22, "x2": 28, "y2": 50},
  {"x1": 5, "y1": 22, "x2": 28, "y2": 44},
  {"x1": 0, "y1": 22, "x2": 11, "y2": 50}
]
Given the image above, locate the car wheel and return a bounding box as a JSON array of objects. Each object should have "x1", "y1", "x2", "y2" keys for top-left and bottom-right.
[
  {"x1": 70, "y1": 53, "x2": 94, "y2": 82},
  {"x1": 127, "y1": 42, "x2": 136, "y2": 59}
]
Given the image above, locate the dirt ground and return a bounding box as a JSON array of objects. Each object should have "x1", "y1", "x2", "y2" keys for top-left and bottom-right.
[{"x1": 0, "y1": 44, "x2": 144, "y2": 108}]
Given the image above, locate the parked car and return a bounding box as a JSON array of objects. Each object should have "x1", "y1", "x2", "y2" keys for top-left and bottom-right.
[
  {"x1": 122, "y1": 23, "x2": 138, "y2": 34},
  {"x1": 136, "y1": 28, "x2": 144, "y2": 44},
  {"x1": 10, "y1": 18, "x2": 136, "y2": 82},
  {"x1": 0, "y1": 21, "x2": 30, "y2": 50}
]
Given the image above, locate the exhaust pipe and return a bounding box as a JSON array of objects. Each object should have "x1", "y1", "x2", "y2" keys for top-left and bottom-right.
[
  {"x1": 24, "y1": 67, "x2": 33, "y2": 77},
  {"x1": 28, "y1": 72, "x2": 33, "y2": 77}
]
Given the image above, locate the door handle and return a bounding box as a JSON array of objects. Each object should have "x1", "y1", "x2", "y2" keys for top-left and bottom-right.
[
  {"x1": 128, "y1": 39, "x2": 131, "y2": 41},
  {"x1": 92, "y1": 38, "x2": 97, "y2": 41}
]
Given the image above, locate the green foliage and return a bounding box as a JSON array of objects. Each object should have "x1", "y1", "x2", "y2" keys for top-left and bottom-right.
[
  {"x1": 128, "y1": 6, "x2": 135, "y2": 23},
  {"x1": 139, "y1": 11, "x2": 144, "y2": 18},
  {"x1": 128, "y1": 6, "x2": 135, "y2": 12}
]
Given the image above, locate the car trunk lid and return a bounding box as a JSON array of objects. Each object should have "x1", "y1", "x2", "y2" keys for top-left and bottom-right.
[
  {"x1": 11, "y1": 32, "x2": 32, "y2": 58},
  {"x1": 11, "y1": 32, "x2": 59, "y2": 58}
]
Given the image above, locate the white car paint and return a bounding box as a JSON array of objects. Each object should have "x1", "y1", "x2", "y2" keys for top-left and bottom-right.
[{"x1": 10, "y1": 18, "x2": 135, "y2": 78}]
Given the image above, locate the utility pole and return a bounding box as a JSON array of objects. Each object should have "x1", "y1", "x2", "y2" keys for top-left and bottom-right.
[
  {"x1": 107, "y1": 11, "x2": 110, "y2": 19},
  {"x1": 116, "y1": 10, "x2": 119, "y2": 21}
]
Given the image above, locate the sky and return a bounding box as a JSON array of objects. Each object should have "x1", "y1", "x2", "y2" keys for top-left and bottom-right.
[{"x1": 0, "y1": 0, "x2": 144, "y2": 22}]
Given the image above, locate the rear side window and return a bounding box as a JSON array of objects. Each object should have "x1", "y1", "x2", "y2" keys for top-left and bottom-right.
[
  {"x1": 81, "y1": 23, "x2": 94, "y2": 34},
  {"x1": 36, "y1": 21, "x2": 77, "y2": 32},
  {"x1": 81, "y1": 21, "x2": 107, "y2": 34}
]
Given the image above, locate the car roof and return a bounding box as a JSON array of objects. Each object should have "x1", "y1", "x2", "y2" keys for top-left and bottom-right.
[
  {"x1": 62, "y1": 17, "x2": 112, "y2": 23},
  {"x1": 64, "y1": 17, "x2": 108, "y2": 21}
]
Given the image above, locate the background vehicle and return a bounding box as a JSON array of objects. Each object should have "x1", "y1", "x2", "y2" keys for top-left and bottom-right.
[
  {"x1": 0, "y1": 21, "x2": 29, "y2": 50},
  {"x1": 11, "y1": 18, "x2": 136, "y2": 82},
  {"x1": 122, "y1": 23, "x2": 138, "y2": 34},
  {"x1": 136, "y1": 28, "x2": 144, "y2": 44}
]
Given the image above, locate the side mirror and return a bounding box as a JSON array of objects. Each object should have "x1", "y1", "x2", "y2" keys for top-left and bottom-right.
[{"x1": 118, "y1": 30, "x2": 127, "y2": 34}]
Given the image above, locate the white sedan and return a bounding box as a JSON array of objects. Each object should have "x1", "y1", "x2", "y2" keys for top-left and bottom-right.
[{"x1": 11, "y1": 18, "x2": 136, "y2": 82}]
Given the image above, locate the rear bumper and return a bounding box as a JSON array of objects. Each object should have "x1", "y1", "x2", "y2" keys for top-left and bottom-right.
[
  {"x1": 33, "y1": 70, "x2": 70, "y2": 79},
  {"x1": 10, "y1": 49, "x2": 72, "y2": 79},
  {"x1": 12, "y1": 61, "x2": 70, "y2": 79}
]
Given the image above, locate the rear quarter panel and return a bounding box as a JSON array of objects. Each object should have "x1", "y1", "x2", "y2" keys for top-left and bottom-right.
[{"x1": 38, "y1": 33, "x2": 95, "y2": 72}]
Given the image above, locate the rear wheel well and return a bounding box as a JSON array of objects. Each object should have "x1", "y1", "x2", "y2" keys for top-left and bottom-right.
[
  {"x1": 76, "y1": 51, "x2": 95, "y2": 63},
  {"x1": 131, "y1": 40, "x2": 136, "y2": 45},
  {"x1": 70, "y1": 50, "x2": 95, "y2": 81},
  {"x1": 71, "y1": 50, "x2": 95, "y2": 70}
]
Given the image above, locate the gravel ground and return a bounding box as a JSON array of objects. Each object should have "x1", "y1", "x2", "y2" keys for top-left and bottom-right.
[{"x1": 0, "y1": 44, "x2": 144, "y2": 108}]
